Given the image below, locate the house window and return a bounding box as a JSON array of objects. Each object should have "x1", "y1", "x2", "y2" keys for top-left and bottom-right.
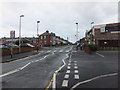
[
  {"x1": 44, "y1": 35, "x2": 46, "y2": 39},
  {"x1": 100, "y1": 27, "x2": 105, "y2": 33},
  {"x1": 41, "y1": 36, "x2": 43, "y2": 39}
]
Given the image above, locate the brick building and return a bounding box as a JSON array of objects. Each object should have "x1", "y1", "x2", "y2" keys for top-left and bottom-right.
[
  {"x1": 38, "y1": 30, "x2": 69, "y2": 47},
  {"x1": 86, "y1": 22, "x2": 120, "y2": 47}
]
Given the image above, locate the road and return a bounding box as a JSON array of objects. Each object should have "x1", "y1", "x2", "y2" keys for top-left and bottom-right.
[
  {"x1": 1, "y1": 45, "x2": 118, "y2": 89},
  {"x1": 1, "y1": 45, "x2": 72, "y2": 89},
  {"x1": 56, "y1": 47, "x2": 118, "y2": 89}
]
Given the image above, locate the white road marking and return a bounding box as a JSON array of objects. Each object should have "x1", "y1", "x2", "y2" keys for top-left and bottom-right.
[
  {"x1": 74, "y1": 61, "x2": 77, "y2": 62},
  {"x1": 67, "y1": 66, "x2": 71, "y2": 69},
  {"x1": 96, "y1": 52, "x2": 105, "y2": 57},
  {"x1": 68, "y1": 63, "x2": 71, "y2": 66},
  {"x1": 66, "y1": 70, "x2": 70, "y2": 73},
  {"x1": 0, "y1": 69, "x2": 19, "y2": 78},
  {"x1": 52, "y1": 53, "x2": 69, "y2": 89},
  {"x1": 74, "y1": 70, "x2": 79, "y2": 73},
  {"x1": 20, "y1": 62, "x2": 31, "y2": 70},
  {"x1": 0, "y1": 54, "x2": 52, "y2": 77},
  {"x1": 75, "y1": 63, "x2": 77, "y2": 65},
  {"x1": 74, "y1": 66, "x2": 78, "y2": 69},
  {"x1": 74, "y1": 75, "x2": 79, "y2": 79},
  {"x1": 59, "y1": 50, "x2": 63, "y2": 52},
  {"x1": 62, "y1": 80, "x2": 68, "y2": 87},
  {"x1": 66, "y1": 50, "x2": 69, "y2": 52},
  {"x1": 47, "y1": 50, "x2": 51, "y2": 52},
  {"x1": 70, "y1": 73, "x2": 118, "y2": 90},
  {"x1": 54, "y1": 50, "x2": 57, "y2": 53},
  {"x1": 64, "y1": 74, "x2": 69, "y2": 79}
]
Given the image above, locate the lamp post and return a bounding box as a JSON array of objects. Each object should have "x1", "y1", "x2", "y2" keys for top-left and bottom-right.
[
  {"x1": 37, "y1": 21, "x2": 40, "y2": 52},
  {"x1": 91, "y1": 22, "x2": 94, "y2": 28},
  {"x1": 76, "y1": 22, "x2": 78, "y2": 43},
  {"x1": 19, "y1": 15, "x2": 24, "y2": 53}
]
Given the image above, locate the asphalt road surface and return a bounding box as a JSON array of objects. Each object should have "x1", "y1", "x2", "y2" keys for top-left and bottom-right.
[
  {"x1": 56, "y1": 46, "x2": 118, "y2": 89},
  {"x1": 1, "y1": 45, "x2": 119, "y2": 90},
  {"x1": 1, "y1": 45, "x2": 72, "y2": 89}
]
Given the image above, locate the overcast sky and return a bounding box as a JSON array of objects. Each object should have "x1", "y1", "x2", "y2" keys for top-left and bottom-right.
[{"x1": 0, "y1": 0, "x2": 119, "y2": 43}]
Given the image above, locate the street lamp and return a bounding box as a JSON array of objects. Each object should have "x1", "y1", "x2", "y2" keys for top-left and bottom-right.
[
  {"x1": 37, "y1": 21, "x2": 40, "y2": 52},
  {"x1": 76, "y1": 22, "x2": 78, "y2": 42},
  {"x1": 19, "y1": 15, "x2": 24, "y2": 53},
  {"x1": 91, "y1": 22, "x2": 94, "y2": 28}
]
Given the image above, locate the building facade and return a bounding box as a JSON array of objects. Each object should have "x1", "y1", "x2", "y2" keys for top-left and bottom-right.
[
  {"x1": 38, "y1": 30, "x2": 69, "y2": 47},
  {"x1": 86, "y1": 22, "x2": 120, "y2": 47}
]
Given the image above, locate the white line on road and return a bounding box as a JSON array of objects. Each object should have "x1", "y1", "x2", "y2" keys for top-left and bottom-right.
[
  {"x1": 47, "y1": 50, "x2": 51, "y2": 53},
  {"x1": 54, "y1": 50, "x2": 57, "y2": 53},
  {"x1": 70, "y1": 73, "x2": 118, "y2": 90},
  {"x1": 59, "y1": 50, "x2": 63, "y2": 52},
  {"x1": 66, "y1": 70, "x2": 70, "y2": 73},
  {"x1": 74, "y1": 74, "x2": 79, "y2": 79},
  {"x1": 0, "y1": 54, "x2": 52, "y2": 78},
  {"x1": 67, "y1": 66, "x2": 71, "y2": 69},
  {"x1": 52, "y1": 46, "x2": 72, "y2": 90},
  {"x1": 68, "y1": 63, "x2": 71, "y2": 65},
  {"x1": 74, "y1": 61, "x2": 77, "y2": 63},
  {"x1": 0, "y1": 69, "x2": 20, "y2": 78},
  {"x1": 75, "y1": 63, "x2": 77, "y2": 65},
  {"x1": 62, "y1": 80, "x2": 68, "y2": 87},
  {"x1": 52, "y1": 53, "x2": 69, "y2": 89},
  {"x1": 74, "y1": 66, "x2": 78, "y2": 69},
  {"x1": 20, "y1": 62, "x2": 31, "y2": 70},
  {"x1": 96, "y1": 52, "x2": 105, "y2": 57},
  {"x1": 74, "y1": 70, "x2": 79, "y2": 73},
  {"x1": 64, "y1": 74, "x2": 69, "y2": 79}
]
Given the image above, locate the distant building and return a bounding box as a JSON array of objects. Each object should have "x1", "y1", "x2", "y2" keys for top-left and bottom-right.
[
  {"x1": 85, "y1": 22, "x2": 120, "y2": 47},
  {"x1": 0, "y1": 37, "x2": 37, "y2": 47}
]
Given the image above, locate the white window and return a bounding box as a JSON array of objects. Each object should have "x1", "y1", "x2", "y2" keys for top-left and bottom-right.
[
  {"x1": 100, "y1": 27, "x2": 105, "y2": 32},
  {"x1": 44, "y1": 41, "x2": 46, "y2": 43},
  {"x1": 44, "y1": 35, "x2": 46, "y2": 39},
  {"x1": 41, "y1": 36, "x2": 43, "y2": 39}
]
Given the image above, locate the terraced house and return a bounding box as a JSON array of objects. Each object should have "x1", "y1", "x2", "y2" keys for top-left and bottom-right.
[
  {"x1": 86, "y1": 22, "x2": 120, "y2": 47},
  {"x1": 38, "y1": 30, "x2": 69, "y2": 47}
]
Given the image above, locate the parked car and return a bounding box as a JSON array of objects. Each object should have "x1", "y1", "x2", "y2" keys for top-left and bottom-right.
[
  {"x1": 20, "y1": 43, "x2": 35, "y2": 47},
  {"x1": 8, "y1": 43, "x2": 19, "y2": 48}
]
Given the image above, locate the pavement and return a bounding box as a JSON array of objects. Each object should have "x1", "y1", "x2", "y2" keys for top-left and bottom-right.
[
  {"x1": 1, "y1": 51, "x2": 39, "y2": 63},
  {"x1": 0, "y1": 45, "x2": 119, "y2": 90}
]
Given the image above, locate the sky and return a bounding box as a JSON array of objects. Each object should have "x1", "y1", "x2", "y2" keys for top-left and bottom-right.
[{"x1": 0, "y1": 0, "x2": 119, "y2": 43}]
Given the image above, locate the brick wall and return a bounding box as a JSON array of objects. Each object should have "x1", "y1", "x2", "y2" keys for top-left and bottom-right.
[{"x1": 2, "y1": 47, "x2": 35, "y2": 56}]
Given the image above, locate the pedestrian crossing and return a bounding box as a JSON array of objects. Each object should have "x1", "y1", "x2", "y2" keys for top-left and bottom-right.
[{"x1": 47, "y1": 50, "x2": 70, "y2": 53}]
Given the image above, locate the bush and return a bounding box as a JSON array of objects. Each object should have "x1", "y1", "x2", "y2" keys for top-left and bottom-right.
[{"x1": 85, "y1": 43, "x2": 98, "y2": 51}]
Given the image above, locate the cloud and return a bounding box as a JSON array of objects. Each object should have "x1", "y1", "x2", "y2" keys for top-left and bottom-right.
[{"x1": 0, "y1": 1, "x2": 118, "y2": 42}]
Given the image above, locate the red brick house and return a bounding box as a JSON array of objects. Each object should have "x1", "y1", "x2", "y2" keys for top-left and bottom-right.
[
  {"x1": 38, "y1": 30, "x2": 69, "y2": 47},
  {"x1": 86, "y1": 22, "x2": 120, "y2": 47}
]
